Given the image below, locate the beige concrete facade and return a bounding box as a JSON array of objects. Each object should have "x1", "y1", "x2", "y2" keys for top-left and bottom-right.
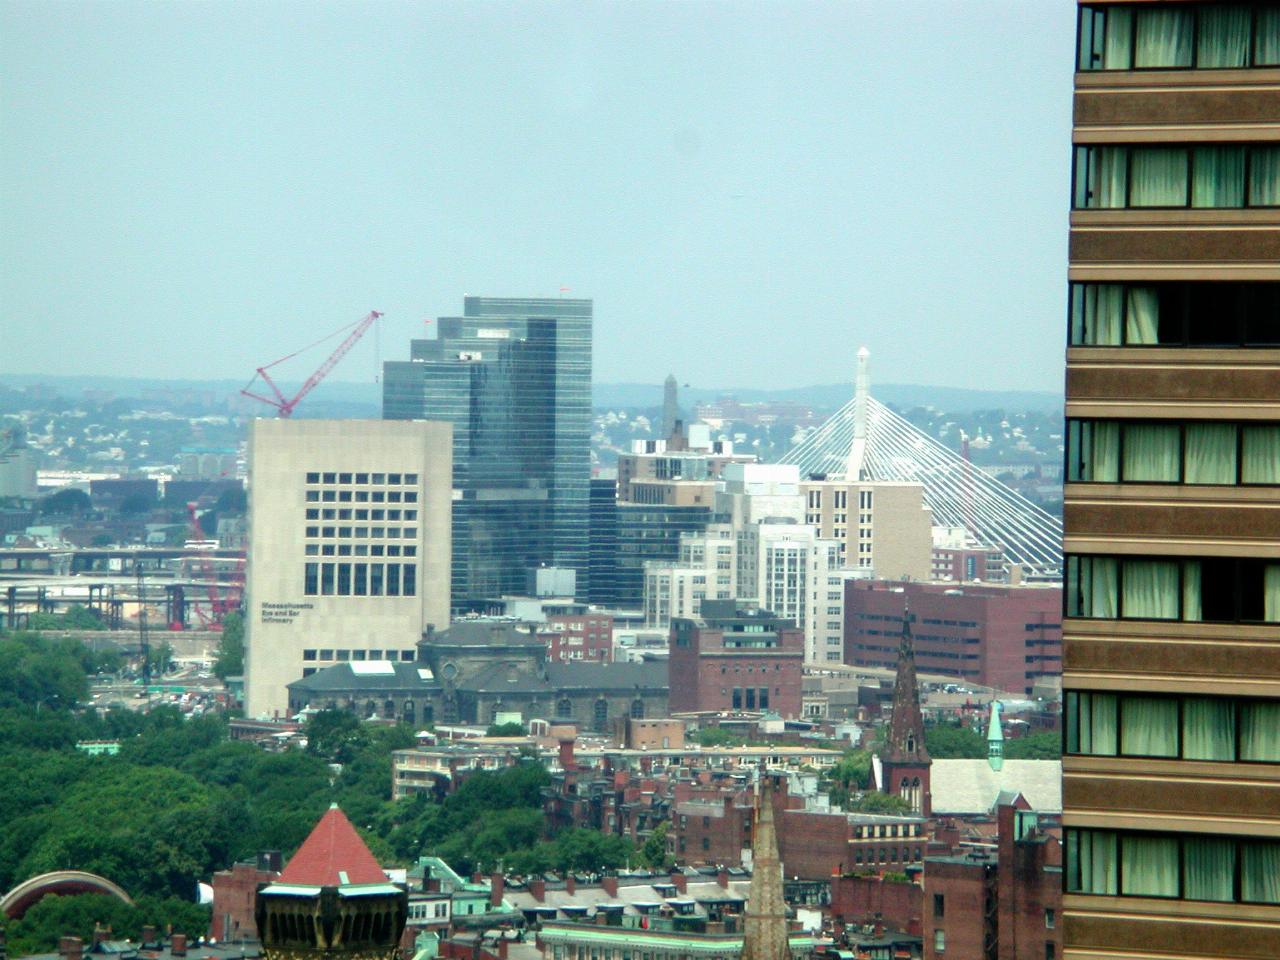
[
  {"x1": 244, "y1": 419, "x2": 451, "y2": 718},
  {"x1": 799, "y1": 480, "x2": 932, "y2": 581}
]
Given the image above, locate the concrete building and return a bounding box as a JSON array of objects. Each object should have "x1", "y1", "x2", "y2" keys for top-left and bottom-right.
[
  {"x1": 244, "y1": 419, "x2": 452, "y2": 719},
  {"x1": 0, "y1": 425, "x2": 38, "y2": 499},
  {"x1": 668, "y1": 601, "x2": 804, "y2": 718},
  {"x1": 844, "y1": 580, "x2": 1062, "y2": 695},
  {"x1": 799, "y1": 479, "x2": 933, "y2": 580},
  {"x1": 1063, "y1": 6, "x2": 1280, "y2": 955}
]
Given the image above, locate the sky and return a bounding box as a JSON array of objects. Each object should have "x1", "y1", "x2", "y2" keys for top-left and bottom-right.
[{"x1": 1, "y1": 0, "x2": 1076, "y2": 393}]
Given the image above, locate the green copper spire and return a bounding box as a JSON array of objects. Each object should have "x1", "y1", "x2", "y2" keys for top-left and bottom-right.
[{"x1": 987, "y1": 700, "x2": 1004, "y2": 772}]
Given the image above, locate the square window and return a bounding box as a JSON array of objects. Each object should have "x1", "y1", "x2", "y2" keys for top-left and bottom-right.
[
  {"x1": 303, "y1": 649, "x2": 317, "y2": 661},
  {"x1": 337, "y1": 544, "x2": 352, "y2": 556},
  {"x1": 336, "y1": 649, "x2": 350, "y2": 661},
  {"x1": 320, "y1": 649, "x2": 334, "y2": 660},
  {"x1": 322, "y1": 472, "x2": 336, "y2": 483},
  {"x1": 338, "y1": 509, "x2": 352, "y2": 520},
  {"x1": 306, "y1": 472, "x2": 319, "y2": 483},
  {"x1": 355, "y1": 473, "x2": 368, "y2": 484},
  {"x1": 388, "y1": 491, "x2": 402, "y2": 502},
  {"x1": 372, "y1": 509, "x2": 385, "y2": 521},
  {"x1": 305, "y1": 544, "x2": 318, "y2": 556},
  {"x1": 387, "y1": 545, "x2": 401, "y2": 556},
  {"x1": 404, "y1": 510, "x2": 417, "y2": 521},
  {"x1": 403, "y1": 546, "x2": 416, "y2": 557},
  {"x1": 354, "y1": 544, "x2": 368, "y2": 556},
  {"x1": 355, "y1": 509, "x2": 368, "y2": 520},
  {"x1": 338, "y1": 491, "x2": 352, "y2": 502},
  {"x1": 322, "y1": 491, "x2": 335, "y2": 502},
  {"x1": 338, "y1": 472, "x2": 352, "y2": 483},
  {"x1": 305, "y1": 526, "x2": 319, "y2": 537},
  {"x1": 371, "y1": 545, "x2": 384, "y2": 556},
  {"x1": 372, "y1": 491, "x2": 385, "y2": 503},
  {"x1": 404, "y1": 491, "x2": 418, "y2": 503},
  {"x1": 372, "y1": 473, "x2": 385, "y2": 484},
  {"x1": 306, "y1": 508, "x2": 319, "y2": 520},
  {"x1": 322, "y1": 526, "x2": 335, "y2": 537},
  {"x1": 355, "y1": 491, "x2": 368, "y2": 503},
  {"x1": 388, "y1": 510, "x2": 401, "y2": 521},
  {"x1": 322, "y1": 509, "x2": 335, "y2": 519},
  {"x1": 404, "y1": 473, "x2": 418, "y2": 484},
  {"x1": 388, "y1": 473, "x2": 402, "y2": 484},
  {"x1": 321, "y1": 544, "x2": 335, "y2": 556},
  {"x1": 401, "y1": 650, "x2": 415, "y2": 662},
  {"x1": 354, "y1": 527, "x2": 368, "y2": 537},
  {"x1": 306, "y1": 491, "x2": 319, "y2": 502},
  {"x1": 338, "y1": 527, "x2": 351, "y2": 538}
]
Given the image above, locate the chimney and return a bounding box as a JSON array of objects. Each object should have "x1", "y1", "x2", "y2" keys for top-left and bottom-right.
[
  {"x1": 601, "y1": 876, "x2": 618, "y2": 898},
  {"x1": 558, "y1": 738, "x2": 576, "y2": 771},
  {"x1": 489, "y1": 873, "x2": 505, "y2": 908},
  {"x1": 472, "y1": 873, "x2": 483, "y2": 884},
  {"x1": 92, "y1": 925, "x2": 111, "y2": 947},
  {"x1": 565, "y1": 875, "x2": 576, "y2": 895},
  {"x1": 530, "y1": 879, "x2": 546, "y2": 902},
  {"x1": 873, "y1": 914, "x2": 884, "y2": 938},
  {"x1": 717, "y1": 868, "x2": 729, "y2": 889},
  {"x1": 141, "y1": 926, "x2": 157, "y2": 947},
  {"x1": 59, "y1": 937, "x2": 83, "y2": 960},
  {"x1": 669, "y1": 871, "x2": 687, "y2": 894},
  {"x1": 170, "y1": 934, "x2": 187, "y2": 957},
  {"x1": 426, "y1": 877, "x2": 441, "y2": 893}
]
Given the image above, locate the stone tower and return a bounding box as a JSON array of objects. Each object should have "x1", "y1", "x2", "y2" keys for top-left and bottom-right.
[
  {"x1": 880, "y1": 608, "x2": 932, "y2": 815},
  {"x1": 256, "y1": 805, "x2": 406, "y2": 960},
  {"x1": 740, "y1": 773, "x2": 791, "y2": 960}
]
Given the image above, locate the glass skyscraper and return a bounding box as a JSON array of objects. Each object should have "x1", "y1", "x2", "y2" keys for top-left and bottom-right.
[{"x1": 383, "y1": 297, "x2": 592, "y2": 604}]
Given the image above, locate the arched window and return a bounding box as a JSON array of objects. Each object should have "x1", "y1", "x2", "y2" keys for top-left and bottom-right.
[
  {"x1": 906, "y1": 734, "x2": 915, "y2": 754},
  {"x1": 422, "y1": 703, "x2": 434, "y2": 725},
  {"x1": 557, "y1": 697, "x2": 574, "y2": 719},
  {"x1": 366, "y1": 700, "x2": 376, "y2": 718},
  {"x1": 403, "y1": 699, "x2": 416, "y2": 725},
  {"x1": 384, "y1": 699, "x2": 396, "y2": 719},
  {"x1": 593, "y1": 698, "x2": 609, "y2": 731},
  {"x1": 630, "y1": 698, "x2": 645, "y2": 719}
]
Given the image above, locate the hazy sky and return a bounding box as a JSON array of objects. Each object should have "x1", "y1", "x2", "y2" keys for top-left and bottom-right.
[{"x1": 2, "y1": 0, "x2": 1075, "y2": 392}]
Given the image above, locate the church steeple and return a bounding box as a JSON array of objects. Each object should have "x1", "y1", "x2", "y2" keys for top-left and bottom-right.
[
  {"x1": 987, "y1": 700, "x2": 1005, "y2": 772},
  {"x1": 880, "y1": 606, "x2": 932, "y2": 814},
  {"x1": 740, "y1": 773, "x2": 791, "y2": 960}
]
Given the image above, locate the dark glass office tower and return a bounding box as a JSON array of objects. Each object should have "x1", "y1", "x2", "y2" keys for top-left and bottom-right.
[{"x1": 383, "y1": 297, "x2": 592, "y2": 604}]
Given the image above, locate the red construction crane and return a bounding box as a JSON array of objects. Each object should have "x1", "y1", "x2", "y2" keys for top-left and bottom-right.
[
  {"x1": 186, "y1": 502, "x2": 241, "y2": 629},
  {"x1": 241, "y1": 310, "x2": 383, "y2": 417}
]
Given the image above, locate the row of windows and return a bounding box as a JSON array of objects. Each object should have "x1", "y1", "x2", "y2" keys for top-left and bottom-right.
[
  {"x1": 305, "y1": 471, "x2": 418, "y2": 484},
  {"x1": 1066, "y1": 555, "x2": 1280, "y2": 624},
  {"x1": 1066, "y1": 691, "x2": 1280, "y2": 762},
  {"x1": 1069, "y1": 282, "x2": 1280, "y2": 347},
  {"x1": 306, "y1": 544, "x2": 416, "y2": 557},
  {"x1": 306, "y1": 489, "x2": 417, "y2": 503},
  {"x1": 1067, "y1": 420, "x2": 1280, "y2": 485},
  {"x1": 306, "y1": 508, "x2": 417, "y2": 521},
  {"x1": 730, "y1": 687, "x2": 770, "y2": 710},
  {"x1": 1074, "y1": 144, "x2": 1280, "y2": 209},
  {"x1": 305, "y1": 526, "x2": 417, "y2": 539},
  {"x1": 303, "y1": 648, "x2": 416, "y2": 662},
  {"x1": 1078, "y1": 5, "x2": 1280, "y2": 71},
  {"x1": 303, "y1": 562, "x2": 417, "y2": 597},
  {"x1": 1066, "y1": 829, "x2": 1280, "y2": 904}
]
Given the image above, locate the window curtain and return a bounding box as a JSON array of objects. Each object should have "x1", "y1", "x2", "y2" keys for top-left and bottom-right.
[
  {"x1": 1070, "y1": 556, "x2": 1118, "y2": 619},
  {"x1": 1130, "y1": 148, "x2": 1187, "y2": 207},
  {"x1": 1256, "y1": 9, "x2": 1280, "y2": 66},
  {"x1": 1071, "y1": 421, "x2": 1119, "y2": 481},
  {"x1": 1242, "y1": 842, "x2": 1280, "y2": 904},
  {"x1": 1084, "y1": 147, "x2": 1128, "y2": 208},
  {"x1": 1070, "y1": 691, "x2": 1118, "y2": 755},
  {"x1": 1250, "y1": 146, "x2": 1280, "y2": 206},
  {"x1": 1074, "y1": 284, "x2": 1125, "y2": 345},
  {"x1": 1121, "y1": 835, "x2": 1179, "y2": 896},
  {"x1": 1241, "y1": 426, "x2": 1280, "y2": 483},
  {"x1": 1125, "y1": 287, "x2": 1159, "y2": 344},
  {"x1": 1184, "y1": 424, "x2": 1237, "y2": 484},
  {"x1": 1196, "y1": 6, "x2": 1251, "y2": 68},
  {"x1": 1068, "y1": 830, "x2": 1118, "y2": 894},
  {"x1": 1122, "y1": 560, "x2": 1180, "y2": 619},
  {"x1": 1192, "y1": 147, "x2": 1246, "y2": 208},
  {"x1": 1103, "y1": 8, "x2": 1134, "y2": 69},
  {"x1": 1123, "y1": 423, "x2": 1180, "y2": 481},
  {"x1": 1240, "y1": 702, "x2": 1280, "y2": 762},
  {"x1": 1120, "y1": 696, "x2": 1179, "y2": 756},
  {"x1": 1134, "y1": 8, "x2": 1193, "y2": 67},
  {"x1": 1182, "y1": 698, "x2": 1235, "y2": 760},
  {"x1": 1184, "y1": 838, "x2": 1236, "y2": 902},
  {"x1": 1182, "y1": 561, "x2": 1202, "y2": 622},
  {"x1": 1268, "y1": 564, "x2": 1280, "y2": 623}
]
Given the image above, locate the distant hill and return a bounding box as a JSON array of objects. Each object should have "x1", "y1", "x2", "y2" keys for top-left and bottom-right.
[{"x1": 0, "y1": 373, "x2": 1062, "y2": 416}]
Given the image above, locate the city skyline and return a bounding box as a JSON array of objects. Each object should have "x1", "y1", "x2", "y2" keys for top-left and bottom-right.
[{"x1": 2, "y1": 1, "x2": 1075, "y2": 392}]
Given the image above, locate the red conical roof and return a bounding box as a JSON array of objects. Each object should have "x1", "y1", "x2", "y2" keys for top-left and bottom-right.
[{"x1": 277, "y1": 805, "x2": 387, "y2": 887}]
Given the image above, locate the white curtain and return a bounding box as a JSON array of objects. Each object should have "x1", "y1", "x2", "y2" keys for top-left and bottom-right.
[
  {"x1": 1072, "y1": 421, "x2": 1120, "y2": 481},
  {"x1": 1090, "y1": 147, "x2": 1128, "y2": 209},
  {"x1": 1183, "y1": 698, "x2": 1235, "y2": 761},
  {"x1": 1123, "y1": 560, "x2": 1180, "y2": 619},
  {"x1": 1121, "y1": 835, "x2": 1179, "y2": 896},
  {"x1": 1242, "y1": 842, "x2": 1280, "y2": 904},
  {"x1": 1069, "y1": 830, "x2": 1118, "y2": 894},
  {"x1": 1241, "y1": 426, "x2": 1280, "y2": 484},
  {"x1": 1256, "y1": 9, "x2": 1280, "y2": 67},
  {"x1": 1184, "y1": 424, "x2": 1237, "y2": 484},
  {"x1": 1121, "y1": 696, "x2": 1179, "y2": 757},
  {"x1": 1182, "y1": 561, "x2": 1202, "y2": 622},
  {"x1": 1071, "y1": 691, "x2": 1118, "y2": 755},
  {"x1": 1192, "y1": 147, "x2": 1246, "y2": 208},
  {"x1": 1075, "y1": 284, "x2": 1125, "y2": 345},
  {"x1": 1103, "y1": 8, "x2": 1134, "y2": 69},
  {"x1": 1184, "y1": 838, "x2": 1236, "y2": 902},
  {"x1": 1250, "y1": 146, "x2": 1280, "y2": 206},
  {"x1": 1071, "y1": 556, "x2": 1118, "y2": 619},
  {"x1": 1240, "y1": 702, "x2": 1280, "y2": 762},
  {"x1": 1197, "y1": 6, "x2": 1251, "y2": 68},
  {"x1": 1134, "y1": 8, "x2": 1193, "y2": 67},
  {"x1": 1130, "y1": 148, "x2": 1188, "y2": 207},
  {"x1": 1123, "y1": 423, "x2": 1180, "y2": 481},
  {"x1": 1125, "y1": 287, "x2": 1160, "y2": 344},
  {"x1": 1268, "y1": 565, "x2": 1280, "y2": 623}
]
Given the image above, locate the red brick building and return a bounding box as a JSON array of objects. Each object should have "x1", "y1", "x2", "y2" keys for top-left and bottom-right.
[
  {"x1": 208, "y1": 854, "x2": 280, "y2": 941},
  {"x1": 923, "y1": 802, "x2": 1062, "y2": 960},
  {"x1": 830, "y1": 874, "x2": 924, "y2": 938},
  {"x1": 545, "y1": 612, "x2": 613, "y2": 663},
  {"x1": 844, "y1": 581, "x2": 1062, "y2": 695},
  {"x1": 668, "y1": 601, "x2": 804, "y2": 718}
]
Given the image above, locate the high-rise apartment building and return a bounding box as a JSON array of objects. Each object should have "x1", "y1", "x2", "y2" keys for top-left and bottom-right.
[
  {"x1": 382, "y1": 297, "x2": 591, "y2": 604},
  {"x1": 1063, "y1": 5, "x2": 1280, "y2": 956},
  {"x1": 244, "y1": 419, "x2": 452, "y2": 718},
  {"x1": 799, "y1": 479, "x2": 933, "y2": 580}
]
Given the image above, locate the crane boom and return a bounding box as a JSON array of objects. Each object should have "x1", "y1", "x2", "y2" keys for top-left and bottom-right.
[{"x1": 241, "y1": 310, "x2": 383, "y2": 417}]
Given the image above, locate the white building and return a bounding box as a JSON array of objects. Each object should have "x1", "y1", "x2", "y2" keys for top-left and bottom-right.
[{"x1": 244, "y1": 419, "x2": 452, "y2": 718}]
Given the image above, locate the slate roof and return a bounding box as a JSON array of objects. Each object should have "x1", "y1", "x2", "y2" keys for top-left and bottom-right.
[
  {"x1": 546, "y1": 660, "x2": 668, "y2": 691},
  {"x1": 287, "y1": 662, "x2": 438, "y2": 693},
  {"x1": 928, "y1": 760, "x2": 1062, "y2": 815},
  {"x1": 426, "y1": 621, "x2": 544, "y2": 646},
  {"x1": 277, "y1": 805, "x2": 388, "y2": 887},
  {"x1": 460, "y1": 663, "x2": 554, "y2": 695}
]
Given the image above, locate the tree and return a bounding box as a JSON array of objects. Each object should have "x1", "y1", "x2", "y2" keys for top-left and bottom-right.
[
  {"x1": 213, "y1": 612, "x2": 244, "y2": 680},
  {"x1": 1004, "y1": 730, "x2": 1061, "y2": 760},
  {"x1": 826, "y1": 749, "x2": 873, "y2": 807},
  {"x1": 305, "y1": 709, "x2": 368, "y2": 764},
  {"x1": 119, "y1": 493, "x2": 156, "y2": 516},
  {"x1": 486, "y1": 721, "x2": 525, "y2": 737},
  {"x1": 0, "y1": 632, "x2": 89, "y2": 709},
  {"x1": 4, "y1": 892, "x2": 209, "y2": 957},
  {"x1": 639, "y1": 821, "x2": 672, "y2": 870},
  {"x1": 693, "y1": 726, "x2": 745, "y2": 747},
  {"x1": 924, "y1": 722, "x2": 986, "y2": 759},
  {"x1": 844, "y1": 791, "x2": 912, "y2": 815},
  {"x1": 39, "y1": 488, "x2": 91, "y2": 516}
]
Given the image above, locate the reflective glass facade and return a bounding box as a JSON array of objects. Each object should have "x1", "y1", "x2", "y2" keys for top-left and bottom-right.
[
  {"x1": 383, "y1": 297, "x2": 591, "y2": 604},
  {"x1": 613, "y1": 503, "x2": 713, "y2": 609}
]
